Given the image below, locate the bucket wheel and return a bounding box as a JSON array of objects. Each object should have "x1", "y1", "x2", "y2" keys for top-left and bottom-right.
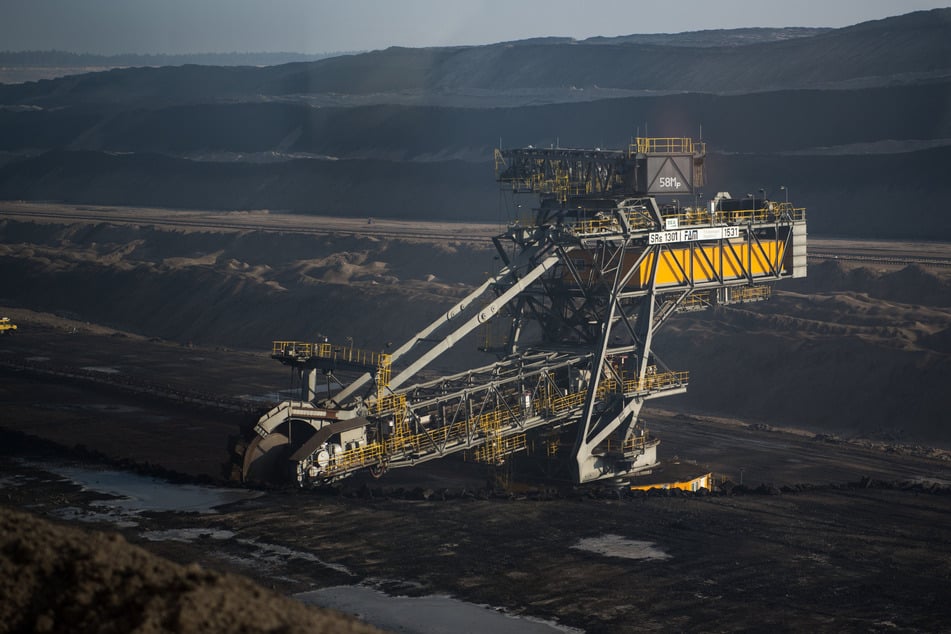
[{"x1": 241, "y1": 419, "x2": 317, "y2": 486}]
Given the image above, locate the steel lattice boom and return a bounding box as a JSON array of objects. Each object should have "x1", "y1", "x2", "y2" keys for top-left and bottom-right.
[{"x1": 241, "y1": 137, "x2": 806, "y2": 487}]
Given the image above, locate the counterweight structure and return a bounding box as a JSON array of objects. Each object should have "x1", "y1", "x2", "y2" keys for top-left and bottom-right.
[{"x1": 242, "y1": 138, "x2": 807, "y2": 487}]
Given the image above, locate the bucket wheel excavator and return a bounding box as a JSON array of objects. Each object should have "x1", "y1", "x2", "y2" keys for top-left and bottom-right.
[{"x1": 240, "y1": 137, "x2": 807, "y2": 487}]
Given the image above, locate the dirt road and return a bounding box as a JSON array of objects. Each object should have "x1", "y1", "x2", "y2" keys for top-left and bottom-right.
[{"x1": 0, "y1": 201, "x2": 501, "y2": 244}]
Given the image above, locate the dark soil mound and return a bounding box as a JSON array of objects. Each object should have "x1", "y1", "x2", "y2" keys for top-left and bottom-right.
[{"x1": 0, "y1": 507, "x2": 381, "y2": 634}]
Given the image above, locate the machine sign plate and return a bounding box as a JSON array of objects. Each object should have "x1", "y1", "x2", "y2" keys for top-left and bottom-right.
[{"x1": 648, "y1": 226, "x2": 740, "y2": 245}]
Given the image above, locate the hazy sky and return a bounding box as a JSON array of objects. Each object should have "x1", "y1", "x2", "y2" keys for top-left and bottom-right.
[{"x1": 2, "y1": 0, "x2": 949, "y2": 55}]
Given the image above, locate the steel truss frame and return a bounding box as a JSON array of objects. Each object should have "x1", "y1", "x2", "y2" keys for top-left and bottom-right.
[{"x1": 243, "y1": 142, "x2": 806, "y2": 488}]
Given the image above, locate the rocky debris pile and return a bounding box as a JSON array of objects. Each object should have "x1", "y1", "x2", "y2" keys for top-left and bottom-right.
[{"x1": 0, "y1": 507, "x2": 381, "y2": 634}]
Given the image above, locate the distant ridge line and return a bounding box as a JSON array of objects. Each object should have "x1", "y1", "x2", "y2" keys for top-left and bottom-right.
[{"x1": 0, "y1": 50, "x2": 360, "y2": 68}]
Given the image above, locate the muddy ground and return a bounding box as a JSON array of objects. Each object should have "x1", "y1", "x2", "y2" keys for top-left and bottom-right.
[{"x1": 2, "y1": 309, "x2": 951, "y2": 632}]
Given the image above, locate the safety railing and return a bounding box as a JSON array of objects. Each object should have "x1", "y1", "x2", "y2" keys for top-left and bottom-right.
[
  {"x1": 660, "y1": 207, "x2": 717, "y2": 228},
  {"x1": 472, "y1": 433, "x2": 527, "y2": 464},
  {"x1": 566, "y1": 204, "x2": 805, "y2": 238},
  {"x1": 476, "y1": 408, "x2": 504, "y2": 433},
  {"x1": 375, "y1": 355, "x2": 394, "y2": 411},
  {"x1": 630, "y1": 137, "x2": 704, "y2": 155},
  {"x1": 571, "y1": 215, "x2": 618, "y2": 235},
  {"x1": 604, "y1": 434, "x2": 652, "y2": 455},
  {"x1": 376, "y1": 392, "x2": 405, "y2": 416},
  {"x1": 507, "y1": 172, "x2": 590, "y2": 202},
  {"x1": 680, "y1": 292, "x2": 711, "y2": 311},
  {"x1": 316, "y1": 367, "x2": 687, "y2": 478},
  {"x1": 727, "y1": 286, "x2": 771, "y2": 303},
  {"x1": 623, "y1": 208, "x2": 656, "y2": 230},
  {"x1": 386, "y1": 430, "x2": 422, "y2": 456},
  {"x1": 566, "y1": 208, "x2": 655, "y2": 236},
  {"x1": 272, "y1": 340, "x2": 389, "y2": 369},
  {"x1": 598, "y1": 378, "x2": 618, "y2": 397},
  {"x1": 658, "y1": 203, "x2": 806, "y2": 230},
  {"x1": 547, "y1": 390, "x2": 585, "y2": 414},
  {"x1": 621, "y1": 370, "x2": 689, "y2": 394},
  {"x1": 712, "y1": 204, "x2": 806, "y2": 225},
  {"x1": 323, "y1": 442, "x2": 385, "y2": 476},
  {"x1": 431, "y1": 417, "x2": 470, "y2": 445}
]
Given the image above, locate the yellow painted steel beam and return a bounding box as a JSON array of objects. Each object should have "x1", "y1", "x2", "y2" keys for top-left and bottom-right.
[
  {"x1": 640, "y1": 241, "x2": 785, "y2": 287},
  {"x1": 567, "y1": 240, "x2": 788, "y2": 290}
]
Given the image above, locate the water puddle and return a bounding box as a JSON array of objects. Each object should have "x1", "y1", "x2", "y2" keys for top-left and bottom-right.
[
  {"x1": 0, "y1": 473, "x2": 34, "y2": 488},
  {"x1": 572, "y1": 534, "x2": 670, "y2": 560},
  {"x1": 49, "y1": 505, "x2": 140, "y2": 529},
  {"x1": 10, "y1": 462, "x2": 582, "y2": 630},
  {"x1": 138, "y1": 527, "x2": 355, "y2": 576},
  {"x1": 35, "y1": 463, "x2": 261, "y2": 516},
  {"x1": 234, "y1": 538, "x2": 355, "y2": 576},
  {"x1": 140, "y1": 527, "x2": 237, "y2": 542},
  {"x1": 296, "y1": 585, "x2": 582, "y2": 634}
]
